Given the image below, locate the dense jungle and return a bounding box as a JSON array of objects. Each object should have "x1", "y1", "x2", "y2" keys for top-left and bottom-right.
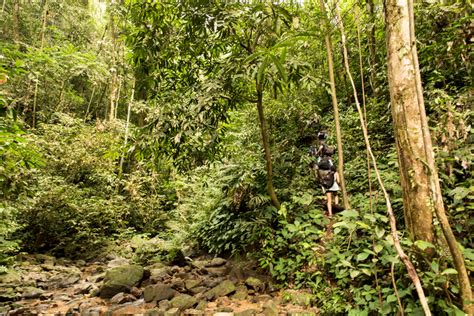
[{"x1": 0, "y1": 0, "x2": 472, "y2": 315}]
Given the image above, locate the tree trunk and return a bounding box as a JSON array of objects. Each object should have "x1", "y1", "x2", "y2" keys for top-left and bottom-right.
[
  {"x1": 12, "y1": 0, "x2": 20, "y2": 42},
  {"x1": 385, "y1": 0, "x2": 434, "y2": 245},
  {"x1": 256, "y1": 86, "x2": 280, "y2": 210},
  {"x1": 336, "y1": 4, "x2": 431, "y2": 313},
  {"x1": 411, "y1": 0, "x2": 471, "y2": 312},
  {"x1": 366, "y1": 0, "x2": 377, "y2": 93},
  {"x1": 319, "y1": 0, "x2": 350, "y2": 210}
]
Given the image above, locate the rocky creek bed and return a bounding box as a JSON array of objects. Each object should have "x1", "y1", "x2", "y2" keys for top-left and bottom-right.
[{"x1": 0, "y1": 254, "x2": 319, "y2": 315}]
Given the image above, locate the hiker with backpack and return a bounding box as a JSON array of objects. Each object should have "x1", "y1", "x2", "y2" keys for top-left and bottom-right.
[{"x1": 310, "y1": 130, "x2": 340, "y2": 216}]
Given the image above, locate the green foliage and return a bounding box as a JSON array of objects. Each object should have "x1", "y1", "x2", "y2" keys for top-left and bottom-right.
[{"x1": 9, "y1": 115, "x2": 170, "y2": 257}]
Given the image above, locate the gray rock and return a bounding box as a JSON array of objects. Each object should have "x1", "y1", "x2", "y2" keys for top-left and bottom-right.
[
  {"x1": 22, "y1": 287, "x2": 45, "y2": 299},
  {"x1": 74, "y1": 282, "x2": 94, "y2": 295},
  {"x1": 144, "y1": 284, "x2": 175, "y2": 302},
  {"x1": 58, "y1": 274, "x2": 81, "y2": 288},
  {"x1": 110, "y1": 292, "x2": 136, "y2": 304},
  {"x1": 235, "y1": 309, "x2": 257, "y2": 316},
  {"x1": 158, "y1": 299, "x2": 171, "y2": 310},
  {"x1": 262, "y1": 300, "x2": 278, "y2": 316},
  {"x1": 195, "y1": 301, "x2": 207, "y2": 311},
  {"x1": 164, "y1": 307, "x2": 180, "y2": 316},
  {"x1": 231, "y1": 285, "x2": 248, "y2": 300},
  {"x1": 185, "y1": 279, "x2": 201, "y2": 290},
  {"x1": 205, "y1": 280, "x2": 236, "y2": 300},
  {"x1": 245, "y1": 277, "x2": 265, "y2": 292},
  {"x1": 170, "y1": 278, "x2": 185, "y2": 291},
  {"x1": 205, "y1": 258, "x2": 227, "y2": 267},
  {"x1": 206, "y1": 266, "x2": 229, "y2": 277},
  {"x1": 99, "y1": 265, "x2": 144, "y2": 299},
  {"x1": 183, "y1": 309, "x2": 205, "y2": 315},
  {"x1": 170, "y1": 294, "x2": 197, "y2": 311},
  {"x1": 107, "y1": 258, "x2": 130, "y2": 268},
  {"x1": 145, "y1": 308, "x2": 164, "y2": 316},
  {"x1": 189, "y1": 286, "x2": 208, "y2": 295}
]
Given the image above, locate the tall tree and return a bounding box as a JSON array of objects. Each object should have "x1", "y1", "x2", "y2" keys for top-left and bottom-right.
[
  {"x1": 318, "y1": 0, "x2": 350, "y2": 210},
  {"x1": 385, "y1": 0, "x2": 472, "y2": 312}
]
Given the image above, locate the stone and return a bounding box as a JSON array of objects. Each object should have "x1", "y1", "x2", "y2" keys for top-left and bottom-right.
[
  {"x1": 110, "y1": 292, "x2": 136, "y2": 304},
  {"x1": 205, "y1": 258, "x2": 227, "y2": 267},
  {"x1": 213, "y1": 313, "x2": 233, "y2": 316},
  {"x1": 195, "y1": 301, "x2": 207, "y2": 311},
  {"x1": 262, "y1": 300, "x2": 278, "y2": 316},
  {"x1": 183, "y1": 309, "x2": 205, "y2": 315},
  {"x1": 287, "y1": 311, "x2": 317, "y2": 316},
  {"x1": 74, "y1": 282, "x2": 94, "y2": 295},
  {"x1": 231, "y1": 285, "x2": 248, "y2": 300},
  {"x1": 145, "y1": 308, "x2": 163, "y2": 316},
  {"x1": 170, "y1": 294, "x2": 197, "y2": 311},
  {"x1": 99, "y1": 265, "x2": 144, "y2": 298},
  {"x1": 245, "y1": 277, "x2": 265, "y2": 292},
  {"x1": 58, "y1": 275, "x2": 81, "y2": 288},
  {"x1": 185, "y1": 279, "x2": 201, "y2": 290},
  {"x1": 217, "y1": 307, "x2": 233, "y2": 312},
  {"x1": 0, "y1": 270, "x2": 21, "y2": 284},
  {"x1": 158, "y1": 299, "x2": 171, "y2": 310},
  {"x1": 206, "y1": 266, "x2": 229, "y2": 277},
  {"x1": 202, "y1": 277, "x2": 224, "y2": 288},
  {"x1": 164, "y1": 307, "x2": 180, "y2": 316},
  {"x1": 150, "y1": 268, "x2": 171, "y2": 282},
  {"x1": 256, "y1": 294, "x2": 272, "y2": 302},
  {"x1": 235, "y1": 309, "x2": 257, "y2": 316},
  {"x1": 144, "y1": 284, "x2": 175, "y2": 302},
  {"x1": 130, "y1": 286, "x2": 142, "y2": 298},
  {"x1": 107, "y1": 304, "x2": 143, "y2": 315},
  {"x1": 107, "y1": 258, "x2": 130, "y2": 268},
  {"x1": 205, "y1": 280, "x2": 236, "y2": 300},
  {"x1": 189, "y1": 286, "x2": 208, "y2": 295},
  {"x1": 170, "y1": 278, "x2": 185, "y2": 291},
  {"x1": 22, "y1": 287, "x2": 45, "y2": 299}
]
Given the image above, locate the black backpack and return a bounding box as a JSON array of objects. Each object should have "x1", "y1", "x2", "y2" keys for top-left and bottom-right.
[
  {"x1": 319, "y1": 169, "x2": 335, "y2": 189},
  {"x1": 317, "y1": 157, "x2": 332, "y2": 170}
]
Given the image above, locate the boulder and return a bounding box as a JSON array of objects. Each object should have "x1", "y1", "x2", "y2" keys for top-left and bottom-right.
[
  {"x1": 143, "y1": 284, "x2": 175, "y2": 303},
  {"x1": 195, "y1": 300, "x2": 207, "y2": 311},
  {"x1": 170, "y1": 294, "x2": 197, "y2": 311},
  {"x1": 245, "y1": 277, "x2": 265, "y2": 292},
  {"x1": 164, "y1": 308, "x2": 180, "y2": 316},
  {"x1": 144, "y1": 308, "x2": 163, "y2": 316},
  {"x1": 107, "y1": 258, "x2": 130, "y2": 268},
  {"x1": 158, "y1": 299, "x2": 171, "y2": 310},
  {"x1": 21, "y1": 286, "x2": 45, "y2": 299},
  {"x1": 234, "y1": 309, "x2": 257, "y2": 316},
  {"x1": 231, "y1": 285, "x2": 248, "y2": 300},
  {"x1": 205, "y1": 258, "x2": 227, "y2": 267},
  {"x1": 205, "y1": 280, "x2": 236, "y2": 300},
  {"x1": 183, "y1": 309, "x2": 205, "y2": 315},
  {"x1": 110, "y1": 292, "x2": 136, "y2": 304},
  {"x1": 185, "y1": 279, "x2": 201, "y2": 290},
  {"x1": 262, "y1": 300, "x2": 278, "y2": 316},
  {"x1": 189, "y1": 286, "x2": 208, "y2": 295},
  {"x1": 74, "y1": 282, "x2": 94, "y2": 295},
  {"x1": 99, "y1": 265, "x2": 144, "y2": 299}
]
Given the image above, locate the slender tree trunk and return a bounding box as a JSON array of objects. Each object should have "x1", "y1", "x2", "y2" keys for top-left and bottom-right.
[
  {"x1": 32, "y1": 0, "x2": 48, "y2": 128},
  {"x1": 84, "y1": 84, "x2": 96, "y2": 120},
  {"x1": 336, "y1": 4, "x2": 431, "y2": 314},
  {"x1": 117, "y1": 81, "x2": 135, "y2": 186},
  {"x1": 12, "y1": 0, "x2": 20, "y2": 42},
  {"x1": 366, "y1": 0, "x2": 377, "y2": 93},
  {"x1": 108, "y1": 5, "x2": 117, "y2": 121},
  {"x1": 319, "y1": 0, "x2": 350, "y2": 210},
  {"x1": 408, "y1": 0, "x2": 472, "y2": 312},
  {"x1": 256, "y1": 86, "x2": 280, "y2": 210}
]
